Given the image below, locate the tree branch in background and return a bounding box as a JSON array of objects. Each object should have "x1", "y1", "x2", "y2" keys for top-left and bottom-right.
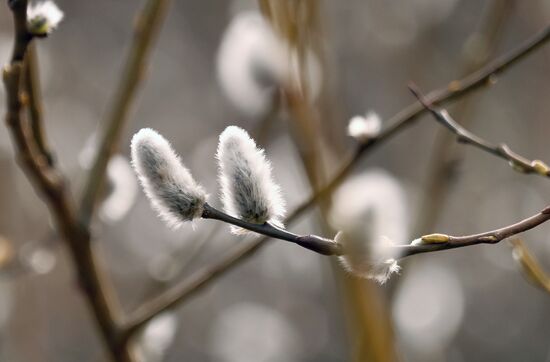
[
  {"x1": 510, "y1": 239, "x2": 550, "y2": 295},
  {"x1": 23, "y1": 43, "x2": 54, "y2": 165},
  {"x1": 4, "y1": 44, "x2": 131, "y2": 362},
  {"x1": 123, "y1": 25, "x2": 550, "y2": 335},
  {"x1": 79, "y1": 0, "x2": 170, "y2": 227},
  {"x1": 295, "y1": 23, "x2": 550, "y2": 216},
  {"x1": 397, "y1": 206, "x2": 550, "y2": 257},
  {"x1": 414, "y1": 0, "x2": 513, "y2": 235},
  {"x1": 409, "y1": 84, "x2": 550, "y2": 177},
  {"x1": 4, "y1": 0, "x2": 171, "y2": 360}
]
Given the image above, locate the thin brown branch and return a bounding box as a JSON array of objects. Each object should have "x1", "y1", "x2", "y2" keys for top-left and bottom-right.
[
  {"x1": 510, "y1": 239, "x2": 550, "y2": 294},
  {"x1": 2, "y1": 0, "x2": 172, "y2": 360},
  {"x1": 79, "y1": 0, "x2": 170, "y2": 227},
  {"x1": 122, "y1": 25, "x2": 550, "y2": 335},
  {"x1": 414, "y1": 0, "x2": 512, "y2": 235},
  {"x1": 202, "y1": 203, "x2": 342, "y2": 255},
  {"x1": 24, "y1": 43, "x2": 54, "y2": 165},
  {"x1": 4, "y1": 59, "x2": 131, "y2": 362},
  {"x1": 397, "y1": 206, "x2": 550, "y2": 257},
  {"x1": 8, "y1": 0, "x2": 32, "y2": 62},
  {"x1": 409, "y1": 84, "x2": 550, "y2": 177}
]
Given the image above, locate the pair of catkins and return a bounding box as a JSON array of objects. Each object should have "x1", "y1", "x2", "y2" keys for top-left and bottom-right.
[{"x1": 131, "y1": 126, "x2": 400, "y2": 283}]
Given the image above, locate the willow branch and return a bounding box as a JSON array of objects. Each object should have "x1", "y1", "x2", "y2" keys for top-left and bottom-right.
[
  {"x1": 510, "y1": 239, "x2": 550, "y2": 294},
  {"x1": 397, "y1": 206, "x2": 550, "y2": 257},
  {"x1": 295, "y1": 24, "x2": 550, "y2": 212},
  {"x1": 122, "y1": 24, "x2": 550, "y2": 335},
  {"x1": 2, "y1": 1, "x2": 158, "y2": 360},
  {"x1": 3, "y1": 41, "x2": 131, "y2": 362},
  {"x1": 409, "y1": 84, "x2": 550, "y2": 177},
  {"x1": 24, "y1": 43, "x2": 54, "y2": 165},
  {"x1": 79, "y1": 0, "x2": 169, "y2": 226},
  {"x1": 414, "y1": 0, "x2": 512, "y2": 235},
  {"x1": 201, "y1": 203, "x2": 342, "y2": 255}
]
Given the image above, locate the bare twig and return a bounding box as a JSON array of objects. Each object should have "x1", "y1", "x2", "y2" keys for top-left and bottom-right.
[
  {"x1": 3, "y1": 0, "x2": 172, "y2": 360},
  {"x1": 79, "y1": 0, "x2": 170, "y2": 227},
  {"x1": 296, "y1": 24, "x2": 550, "y2": 214},
  {"x1": 23, "y1": 43, "x2": 54, "y2": 165},
  {"x1": 3, "y1": 41, "x2": 131, "y2": 362},
  {"x1": 202, "y1": 203, "x2": 342, "y2": 255},
  {"x1": 409, "y1": 84, "x2": 550, "y2": 177},
  {"x1": 414, "y1": 0, "x2": 512, "y2": 235},
  {"x1": 123, "y1": 25, "x2": 550, "y2": 334},
  {"x1": 510, "y1": 239, "x2": 550, "y2": 294},
  {"x1": 398, "y1": 206, "x2": 550, "y2": 257}
]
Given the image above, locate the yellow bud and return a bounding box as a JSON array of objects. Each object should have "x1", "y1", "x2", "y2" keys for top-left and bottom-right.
[
  {"x1": 531, "y1": 160, "x2": 550, "y2": 176},
  {"x1": 421, "y1": 233, "x2": 450, "y2": 244}
]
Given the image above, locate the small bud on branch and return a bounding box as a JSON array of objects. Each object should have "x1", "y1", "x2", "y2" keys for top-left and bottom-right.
[{"x1": 26, "y1": 1, "x2": 64, "y2": 37}]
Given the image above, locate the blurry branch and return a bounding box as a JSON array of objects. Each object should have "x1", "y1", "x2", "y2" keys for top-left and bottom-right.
[
  {"x1": 409, "y1": 84, "x2": 550, "y2": 177},
  {"x1": 121, "y1": 237, "x2": 266, "y2": 338},
  {"x1": 510, "y1": 239, "x2": 550, "y2": 294},
  {"x1": 0, "y1": 236, "x2": 14, "y2": 269},
  {"x1": 295, "y1": 23, "x2": 550, "y2": 214},
  {"x1": 3, "y1": 40, "x2": 130, "y2": 362},
  {"x1": 4, "y1": 0, "x2": 170, "y2": 361},
  {"x1": 415, "y1": 0, "x2": 512, "y2": 234},
  {"x1": 263, "y1": 1, "x2": 398, "y2": 359},
  {"x1": 79, "y1": 0, "x2": 169, "y2": 227},
  {"x1": 135, "y1": 223, "x2": 220, "y2": 306},
  {"x1": 23, "y1": 43, "x2": 54, "y2": 165},
  {"x1": 397, "y1": 206, "x2": 550, "y2": 257},
  {"x1": 123, "y1": 25, "x2": 550, "y2": 334},
  {"x1": 3, "y1": 1, "x2": 128, "y2": 360},
  {"x1": 8, "y1": 0, "x2": 32, "y2": 62}
]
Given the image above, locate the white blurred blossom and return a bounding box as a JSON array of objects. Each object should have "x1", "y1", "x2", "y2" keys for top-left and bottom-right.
[
  {"x1": 209, "y1": 302, "x2": 300, "y2": 362},
  {"x1": 19, "y1": 241, "x2": 56, "y2": 275},
  {"x1": 217, "y1": 126, "x2": 285, "y2": 232},
  {"x1": 131, "y1": 128, "x2": 207, "y2": 228},
  {"x1": 100, "y1": 155, "x2": 138, "y2": 223},
  {"x1": 347, "y1": 111, "x2": 382, "y2": 142},
  {"x1": 393, "y1": 262, "x2": 464, "y2": 355},
  {"x1": 79, "y1": 135, "x2": 139, "y2": 223},
  {"x1": 27, "y1": 1, "x2": 64, "y2": 36},
  {"x1": 136, "y1": 312, "x2": 178, "y2": 362},
  {"x1": 330, "y1": 169, "x2": 409, "y2": 283},
  {"x1": 216, "y1": 11, "x2": 322, "y2": 117}
]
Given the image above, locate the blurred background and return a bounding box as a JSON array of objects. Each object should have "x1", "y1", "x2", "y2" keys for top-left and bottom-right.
[{"x1": 1, "y1": 0, "x2": 550, "y2": 361}]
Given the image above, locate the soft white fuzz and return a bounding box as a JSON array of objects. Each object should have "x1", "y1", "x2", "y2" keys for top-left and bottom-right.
[
  {"x1": 216, "y1": 11, "x2": 322, "y2": 117},
  {"x1": 330, "y1": 169, "x2": 409, "y2": 284},
  {"x1": 27, "y1": 1, "x2": 64, "y2": 36},
  {"x1": 217, "y1": 11, "x2": 286, "y2": 117},
  {"x1": 217, "y1": 126, "x2": 285, "y2": 233},
  {"x1": 131, "y1": 128, "x2": 207, "y2": 228},
  {"x1": 347, "y1": 111, "x2": 382, "y2": 142},
  {"x1": 335, "y1": 232, "x2": 401, "y2": 284}
]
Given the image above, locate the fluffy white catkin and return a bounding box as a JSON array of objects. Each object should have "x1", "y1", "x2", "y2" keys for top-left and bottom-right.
[
  {"x1": 27, "y1": 1, "x2": 64, "y2": 36},
  {"x1": 217, "y1": 126, "x2": 285, "y2": 233},
  {"x1": 131, "y1": 128, "x2": 207, "y2": 228},
  {"x1": 330, "y1": 169, "x2": 409, "y2": 284}
]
